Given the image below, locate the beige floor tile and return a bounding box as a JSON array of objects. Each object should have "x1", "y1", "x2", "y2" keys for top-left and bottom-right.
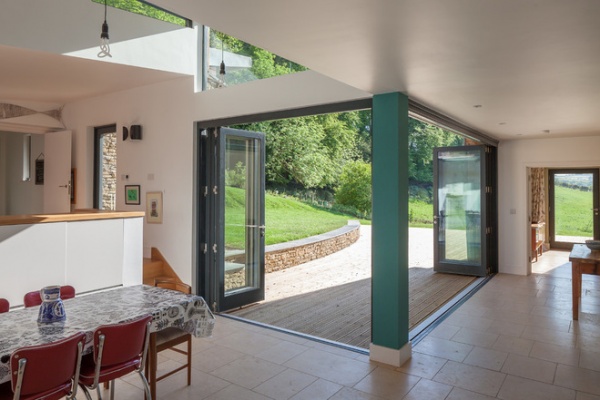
[
  {"x1": 254, "y1": 340, "x2": 309, "y2": 364},
  {"x1": 492, "y1": 334, "x2": 534, "y2": 356},
  {"x1": 501, "y1": 353, "x2": 557, "y2": 384},
  {"x1": 497, "y1": 375, "x2": 575, "y2": 400},
  {"x1": 160, "y1": 369, "x2": 230, "y2": 400},
  {"x1": 428, "y1": 323, "x2": 460, "y2": 340},
  {"x1": 521, "y1": 325, "x2": 578, "y2": 348},
  {"x1": 283, "y1": 348, "x2": 375, "y2": 387},
  {"x1": 329, "y1": 386, "x2": 386, "y2": 400},
  {"x1": 443, "y1": 313, "x2": 494, "y2": 332},
  {"x1": 451, "y1": 327, "x2": 499, "y2": 348},
  {"x1": 530, "y1": 341, "x2": 580, "y2": 366},
  {"x1": 402, "y1": 378, "x2": 452, "y2": 400},
  {"x1": 217, "y1": 330, "x2": 284, "y2": 356},
  {"x1": 353, "y1": 366, "x2": 420, "y2": 399},
  {"x1": 210, "y1": 355, "x2": 286, "y2": 389},
  {"x1": 204, "y1": 384, "x2": 273, "y2": 400},
  {"x1": 463, "y1": 346, "x2": 508, "y2": 371},
  {"x1": 445, "y1": 387, "x2": 497, "y2": 400},
  {"x1": 486, "y1": 320, "x2": 526, "y2": 337},
  {"x1": 577, "y1": 393, "x2": 600, "y2": 400},
  {"x1": 413, "y1": 336, "x2": 473, "y2": 362},
  {"x1": 397, "y1": 352, "x2": 447, "y2": 379},
  {"x1": 289, "y1": 379, "x2": 343, "y2": 400},
  {"x1": 191, "y1": 344, "x2": 246, "y2": 373},
  {"x1": 433, "y1": 360, "x2": 506, "y2": 397},
  {"x1": 253, "y1": 368, "x2": 317, "y2": 400},
  {"x1": 580, "y1": 349, "x2": 600, "y2": 372},
  {"x1": 555, "y1": 364, "x2": 600, "y2": 396}
]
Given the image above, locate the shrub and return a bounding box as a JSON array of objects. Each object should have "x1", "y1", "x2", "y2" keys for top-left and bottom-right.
[{"x1": 335, "y1": 161, "x2": 372, "y2": 214}]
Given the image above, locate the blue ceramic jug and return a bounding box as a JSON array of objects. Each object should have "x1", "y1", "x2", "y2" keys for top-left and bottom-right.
[{"x1": 37, "y1": 285, "x2": 66, "y2": 323}]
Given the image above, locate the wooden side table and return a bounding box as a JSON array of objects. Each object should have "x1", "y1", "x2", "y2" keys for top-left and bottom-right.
[{"x1": 569, "y1": 244, "x2": 600, "y2": 320}]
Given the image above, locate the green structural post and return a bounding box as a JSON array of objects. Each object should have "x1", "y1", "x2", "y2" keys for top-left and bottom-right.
[{"x1": 370, "y1": 92, "x2": 410, "y2": 365}]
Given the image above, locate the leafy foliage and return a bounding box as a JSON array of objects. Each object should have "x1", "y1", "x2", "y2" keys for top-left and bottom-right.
[
  {"x1": 335, "y1": 161, "x2": 372, "y2": 214},
  {"x1": 93, "y1": 0, "x2": 188, "y2": 26}
]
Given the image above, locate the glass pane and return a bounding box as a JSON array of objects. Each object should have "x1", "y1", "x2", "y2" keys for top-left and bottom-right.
[
  {"x1": 553, "y1": 173, "x2": 594, "y2": 243},
  {"x1": 99, "y1": 132, "x2": 117, "y2": 210},
  {"x1": 438, "y1": 150, "x2": 481, "y2": 265},
  {"x1": 224, "y1": 136, "x2": 261, "y2": 295}
]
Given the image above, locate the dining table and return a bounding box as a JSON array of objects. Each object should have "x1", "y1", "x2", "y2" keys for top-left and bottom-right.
[
  {"x1": 0, "y1": 285, "x2": 215, "y2": 384},
  {"x1": 569, "y1": 243, "x2": 600, "y2": 320}
]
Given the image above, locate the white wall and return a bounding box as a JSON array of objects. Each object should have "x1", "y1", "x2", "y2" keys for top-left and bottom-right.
[
  {"x1": 0, "y1": 132, "x2": 45, "y2": 215},
  {"x1": 498, "y1": 135, "x2": 600, "y2": 275},
  {"x1": 62, "y1": 70, "x2": 370, "y2": 283}
]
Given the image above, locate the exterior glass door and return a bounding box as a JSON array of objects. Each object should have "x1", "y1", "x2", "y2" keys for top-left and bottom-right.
[
  {"x1": 549, "y1": 169, "x2": 599, "y2": 249},
  {"x1": 433, "y1": 145, "x2": 492, "y2": 276},
  {"x1": 198, "y1": 127, "x2": 265, "y2": 311}
]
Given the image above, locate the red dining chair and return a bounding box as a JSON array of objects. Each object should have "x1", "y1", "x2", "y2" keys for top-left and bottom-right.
[
  {"x1": 22, "y1": 291, "x2": 41, "y2": 308},
  {"x1": 0, "y1": 298, "x2": 9, "y2": 314},
  {"x1": 23, "y1": 286, "x2": 76, "y2": 308},
  {"x1": 78, "y1": 315, "x2": 152, "y2": 400},
  {"x1": 145, "y1": 279, "x2": 192, "y2": 399},
  {"x1": 0, "y1": 332, "x2": 85, "y2": 400}
]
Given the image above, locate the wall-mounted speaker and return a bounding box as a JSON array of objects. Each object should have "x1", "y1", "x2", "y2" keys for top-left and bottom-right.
[{"x1": 130, "y1": 125, "x2": 142, "y2": 140}]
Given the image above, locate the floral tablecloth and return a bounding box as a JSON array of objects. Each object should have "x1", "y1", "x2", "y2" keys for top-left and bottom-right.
[{"x1": 0, "y1": 285, "x2": 215, "y2": 384}]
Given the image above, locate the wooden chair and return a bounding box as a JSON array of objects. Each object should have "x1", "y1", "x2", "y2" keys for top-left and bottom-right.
[
  {"x1": 0, "y1": 298, "x2": 8, "y2": 314},
  {"x1": 78, "y1": 315, "x2": 152, "y2": 400},
  {"x1": 0, "y1": 332, "x2": 85, "y2": 400},
  {"x1": 145, "y1": 279, "x2": 192, "y2": 400},
  {"x1": 23, "y1": 285, "x2": 76, "y2": 308}
]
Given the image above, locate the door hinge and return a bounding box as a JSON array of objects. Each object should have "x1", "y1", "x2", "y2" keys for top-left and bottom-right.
[
  {"x1": 486, "y1": 227, "x2": 492, "y2": 234},
  {"x1": 201, "y1": 243, "x2": 207, "y2": 254},
  {"x1": 200, "y1": 129, "x2": 207, "y2": 137},
  {"x1": 203, "y1": 186, "x2": 208, "y2": 197},
  {"x1": 212, "y1": 243, "x2": 218, "y2": 254},
  {"x1": 213, "y1": 186, "x2": 218, "y2": 195}
]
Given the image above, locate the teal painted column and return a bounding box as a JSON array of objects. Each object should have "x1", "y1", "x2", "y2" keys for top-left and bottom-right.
[{"x1": 370, "y1": 92, "x2": 410, "y2": 365}]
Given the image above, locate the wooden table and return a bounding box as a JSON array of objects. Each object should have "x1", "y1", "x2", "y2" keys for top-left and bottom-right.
[
  {"x1": 569, "y1": 244, "x2": 600, "y2": 320},
  {"x1": 0, "y1": 285, "x2": 215, "y2": 384}
]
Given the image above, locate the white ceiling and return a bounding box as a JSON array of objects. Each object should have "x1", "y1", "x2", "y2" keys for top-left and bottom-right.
[{"x1": 2, "y1": 0, "x2": 600, "y2": 141}]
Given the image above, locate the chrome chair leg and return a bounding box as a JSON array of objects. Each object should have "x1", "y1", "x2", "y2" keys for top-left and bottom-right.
[
  {"x1": 79, "y1": 385, "x2": 93, "y2": 400},
  {"x1": 138, "y1": 370, "x2": 153, "y2": 400},
  {"x1": 110, "y1": 380, "x2": 115, "y2": 400}
]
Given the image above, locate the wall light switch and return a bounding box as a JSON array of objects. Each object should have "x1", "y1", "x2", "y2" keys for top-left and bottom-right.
[
  {"x1": 121, "y1": 174, "x2": 129, "y2": 181},
  {"x1": 148, "y1": 173, "x2": 154, "y2": 181},
  {"x1": 510, "y1": 208, "x2": 517, "y2": 215}
]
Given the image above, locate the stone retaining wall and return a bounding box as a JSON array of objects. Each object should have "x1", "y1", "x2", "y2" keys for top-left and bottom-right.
[{"x1": 264, "y1": 221, "x2": 360, "y2": 273}]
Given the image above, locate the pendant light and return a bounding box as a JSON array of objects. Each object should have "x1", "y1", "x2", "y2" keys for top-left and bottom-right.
[
  {"x1": 98, "y1": 0, "x2": 112, "y2": 58},
  {"x1": 218, "y1": 36, "x2": 226, "y2": 87}
]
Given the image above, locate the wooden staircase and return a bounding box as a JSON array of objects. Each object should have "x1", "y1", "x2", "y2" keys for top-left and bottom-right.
[{"x1": 143, "y1": 247, "x2": 184, "y2": 286}]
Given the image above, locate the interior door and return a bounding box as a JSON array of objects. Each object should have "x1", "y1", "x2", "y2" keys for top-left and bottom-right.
[
  {"x1": 433, "y1": 145, "x2": 495, "y2": 276},
  {"x1": 43, "y1": 130, "x2": 71, "y2": 213},
  {"x1": 548, "y1": 169, "x2": 599, "y2": 249},
  {"x1": 198, "y1": 127, "x2": 265, "y2": 312}
]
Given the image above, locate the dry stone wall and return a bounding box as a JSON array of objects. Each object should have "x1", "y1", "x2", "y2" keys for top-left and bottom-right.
[{"x1": 264, "y1": 221, "x2": 360, "y2": 273}]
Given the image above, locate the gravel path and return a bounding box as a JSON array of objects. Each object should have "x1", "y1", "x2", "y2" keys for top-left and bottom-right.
[{"x1": 265, "y1": 225, "x2": 434, "y2": 301}]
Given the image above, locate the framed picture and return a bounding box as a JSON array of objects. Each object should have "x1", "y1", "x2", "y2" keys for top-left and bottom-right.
[
  {"x1": 125, "y1": 185, "x2": 141, "y2": 205},
  {"x1": 146, "y1": 192, "x2": 163, "y2": 224}
]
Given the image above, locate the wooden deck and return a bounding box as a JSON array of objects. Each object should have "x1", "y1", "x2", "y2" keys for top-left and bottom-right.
[{"x1": 230, "y1": 267, "x2": 476, "y2": 349}]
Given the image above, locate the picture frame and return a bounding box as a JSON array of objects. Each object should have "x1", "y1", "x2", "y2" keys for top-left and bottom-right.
[
  {"x1": 124, "y1": 185, "x2": 141, "y2": 205},
  {"x1": 146, "y1": 191, "x2": 163, "y2": 224}
]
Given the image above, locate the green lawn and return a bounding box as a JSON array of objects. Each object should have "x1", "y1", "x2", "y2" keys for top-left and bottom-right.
[
  {"x1": 225, "y1": 187, "x2": 361, "y2": 249},
  {"x1": 554, "y1": 185, "x2": 594, "y2": 237},
  {"x1": 226, "y1": 187, "x2": 436, "y2": 249}
]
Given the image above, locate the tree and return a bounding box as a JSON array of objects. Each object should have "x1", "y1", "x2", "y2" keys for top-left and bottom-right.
[{"x1": 335, "y1": 161, "x2": 372, "y2": 213}]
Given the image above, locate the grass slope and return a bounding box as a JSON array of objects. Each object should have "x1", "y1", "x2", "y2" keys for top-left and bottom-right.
[
  {"x1": 226, "y1": 187, "x2": 357, "y2": 249},
  {"x1": 554, "y1": 185, "x2": 594, "y2": 237}
]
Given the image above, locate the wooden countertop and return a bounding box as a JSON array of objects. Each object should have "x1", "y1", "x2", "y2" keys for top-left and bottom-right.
[{"x1": 0, "y1": 210, "x2": 145, "y2": 226}]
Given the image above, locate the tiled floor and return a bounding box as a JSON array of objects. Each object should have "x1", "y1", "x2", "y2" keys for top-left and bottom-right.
[{"x1": 100, "y1": 250, "x2": 600, "y2": 399}]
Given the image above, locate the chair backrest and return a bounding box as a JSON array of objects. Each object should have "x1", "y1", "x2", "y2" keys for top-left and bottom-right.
[
  {"x1": 10, "y1": 332, "x2": 85, "y2": 399},
  {"x1": 23, "y1": 291, "x2": 42, "y2": 308},
  {"x1": 60, "y1": 285, "x2": 76, "y2": 300},
  {"x1": 154, "y1": 279, "x2": 192, "y2": 294},
  {"x1": 94, "y1": 314, "x2": 152, "y2": 368},
  {"x1": 0, "y1": 298, "x2": 9, "y2": 313}
]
